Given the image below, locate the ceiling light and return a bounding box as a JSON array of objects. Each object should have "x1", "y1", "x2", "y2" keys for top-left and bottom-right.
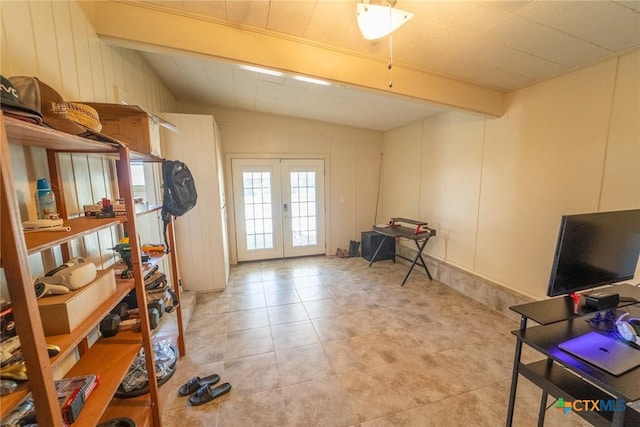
[
  {"x1": 293, "y1": 75, "x2": 331, "y2": 86},
  {"x1": 356, "y1": 1, "x2": 413, "y2": 41},
  {"x1": 238, "y1": 64, "x2": 283, "y2": 77}
]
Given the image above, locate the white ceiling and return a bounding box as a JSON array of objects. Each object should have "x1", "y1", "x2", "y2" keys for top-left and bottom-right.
[{"x1": 128, "y1": 0, "x2": 640, "y2": 131}]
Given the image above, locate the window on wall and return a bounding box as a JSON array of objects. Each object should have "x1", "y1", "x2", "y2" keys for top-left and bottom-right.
[{"x1": 130, "y1": 163, "x2": 146, "y2": 200}]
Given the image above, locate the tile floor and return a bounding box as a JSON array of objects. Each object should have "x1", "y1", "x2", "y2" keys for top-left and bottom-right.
[{"x1": 162, "y1": 256, "x2": 590, "y2": 426}]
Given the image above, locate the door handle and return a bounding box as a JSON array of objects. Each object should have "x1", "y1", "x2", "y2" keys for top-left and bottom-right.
[{"x1": 283, "y1": 203, "x2": 288, "y2": 212}]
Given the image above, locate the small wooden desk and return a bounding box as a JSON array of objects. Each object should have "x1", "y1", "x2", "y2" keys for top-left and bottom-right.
[{"x1": 369, "y1": 218, "x2": 436, "y2": 286}]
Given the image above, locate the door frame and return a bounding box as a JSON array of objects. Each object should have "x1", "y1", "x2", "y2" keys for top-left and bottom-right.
[{"x1": 225, "y1": 153, "x2": 331, "y2": 264}]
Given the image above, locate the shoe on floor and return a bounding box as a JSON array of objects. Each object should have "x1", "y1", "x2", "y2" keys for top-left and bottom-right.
[
  {"x1": 188, "y1": 382, "x2": 232, "y2": 406},
  {"x1": 178, "y1": 374, "x2": 220, "y2": 396}
]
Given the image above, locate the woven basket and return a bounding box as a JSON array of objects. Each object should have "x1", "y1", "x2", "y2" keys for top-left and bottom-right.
[{"x1": 65, "y1": 102, "x2": 102, "y2": 132}]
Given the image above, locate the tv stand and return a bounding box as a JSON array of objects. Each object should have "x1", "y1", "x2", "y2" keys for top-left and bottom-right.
[{"x1": 506, "y1": 284, "x2": 640, "y2": 426}]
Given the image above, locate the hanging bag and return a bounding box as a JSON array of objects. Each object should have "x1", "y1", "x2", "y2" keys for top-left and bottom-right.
[{"x1": 161, "y1": 159, "x2": 197, "y2": 252}]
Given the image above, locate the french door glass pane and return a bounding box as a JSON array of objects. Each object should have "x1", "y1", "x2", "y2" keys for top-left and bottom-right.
[
  {"x1": 243, "y1": 172, "x2": 273, "y2": 250},
  {"x1": 290, "y1": 171, "x2": 318, "y2": 247}
]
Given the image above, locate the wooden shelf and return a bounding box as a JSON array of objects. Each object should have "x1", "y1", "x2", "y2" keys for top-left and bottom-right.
[
  {"x1": 4, "y1": 116, "x2": 121, "y2": 153},
  {"x1": 144, "y1": 254, "x2": 165, "y2": 270},
  {"x1": 2, "y1": 112, "x2": 182, "y2": 426},
  {"x1": 25, "y1": 217, "x2": 123, "y2": 255},
  {"x1": 0, "y1": 383, "x2": 30, "y2": 420},
  {"x1": 5, "y1": 116, "x2": 162, "y2": 162},
  {"x1": 519, "y1": 360, "x2": 614, "y2": 426},
  {"x1": 130, "y1": 152, "x2": 163, "y2": 162},
  {"x1": 99, "y1": 335, "x2": 178, "y2": 427},
  {"x1": 46, "y1": 273, "x2": 135, "y2": 367},
  {"x1": 135, "y1": 203, "x2": 162, "y2": 216},
  {"x1": 62, "y1": 331, "x2": 143, "y2": 426},
  {"x1": 0, "y1": 272, "x2": 135, "y2": 420}
]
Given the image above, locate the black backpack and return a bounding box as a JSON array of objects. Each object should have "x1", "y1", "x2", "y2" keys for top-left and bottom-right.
[{"x1": 161, "y1": 160, "x2": 197, "y2": 252}]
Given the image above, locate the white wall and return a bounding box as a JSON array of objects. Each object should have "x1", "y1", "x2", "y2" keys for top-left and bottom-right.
[
  {"x1": 176, "y1": 104, "x2": 385, "y2": 263},
  {"x1": 160, "y1": 113, "x2": 229, "y2": 292},
  {"x1": 381, "y1": 51, "x2": 640, "y2": 300},
  {"x1": 1, "y1": 0, "x2": 177, "y2": 300}
]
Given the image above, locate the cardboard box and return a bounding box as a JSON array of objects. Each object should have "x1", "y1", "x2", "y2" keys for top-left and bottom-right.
[
  {"x1": 84, "y1": 103, "x2": 175, "y2": 157},
  {"x1": 38, "y1": 270, "x2": 116, "y2": 336}
]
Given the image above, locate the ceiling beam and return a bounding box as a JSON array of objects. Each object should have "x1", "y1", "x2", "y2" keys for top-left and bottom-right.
[{"x1": 87, "y1": 1, "x2": 504, "y2": 117}]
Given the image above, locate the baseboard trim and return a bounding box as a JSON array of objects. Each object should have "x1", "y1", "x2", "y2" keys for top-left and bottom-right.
[{"x1": 394, "y1": 245, "x2": 533, "y2": 321}]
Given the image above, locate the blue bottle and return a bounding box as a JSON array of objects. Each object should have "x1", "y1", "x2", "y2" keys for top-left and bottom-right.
[{"x1": 36, "y1": 178, "x2": 57, "y2": 219}]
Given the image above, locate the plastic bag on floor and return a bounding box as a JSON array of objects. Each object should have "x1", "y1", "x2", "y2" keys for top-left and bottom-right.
[{"x1": 116, "y1": 339, "x2": 177, "y2": 398}]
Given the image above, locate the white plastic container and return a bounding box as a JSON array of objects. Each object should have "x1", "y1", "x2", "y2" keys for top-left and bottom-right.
[{"x1": 36, "y1": 178, "x2": 57, "y2": 219}]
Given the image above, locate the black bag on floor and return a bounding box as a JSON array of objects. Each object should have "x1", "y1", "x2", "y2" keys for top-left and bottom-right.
[{"x1": 161, "y1": 159, "x2": 197, "y2": 252}]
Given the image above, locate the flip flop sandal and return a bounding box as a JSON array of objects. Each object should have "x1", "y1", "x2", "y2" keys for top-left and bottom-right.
[
  {"x1": 188, "y1": 382, "x2": 232, "y2": 406},
  {"x1": 178, "y1": 373, "x2": 220, "y2": 397}
]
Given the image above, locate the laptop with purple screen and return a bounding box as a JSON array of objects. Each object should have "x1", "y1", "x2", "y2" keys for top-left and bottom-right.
[{"x1": 558, "y1": 331, "x2": 640, "y2": 376}]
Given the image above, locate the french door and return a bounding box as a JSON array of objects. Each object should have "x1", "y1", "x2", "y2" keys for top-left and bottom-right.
[{"x1": 232, "y1": 158, "x2": 325, "y2": 261}]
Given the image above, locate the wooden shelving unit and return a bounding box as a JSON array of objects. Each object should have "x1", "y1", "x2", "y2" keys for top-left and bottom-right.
[
  {"x1": 24, "y1": 217, "x2": 123, "y2": 254},
  {"x1": 0, "y1": 112, "x2": 184, "y2": 426}
]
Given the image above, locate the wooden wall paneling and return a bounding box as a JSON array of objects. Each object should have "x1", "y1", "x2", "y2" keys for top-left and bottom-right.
[
  {"x1": 47, "y1": 150, "x2": 67, "y2": 219},
  {"x1": 1, "y1": 16, "x2": 14, "y2": 74},
  {"x1": 29, "y1": 0, "x2": 62, "y2": 85},
  {"x1": 102, "y1": 157, "x2": 116, "y2": 201},
  {"x1": 7, "y1": 145, "x2": 31, "y2": 220},
  {"x1": 381, "y1": 123, "x2": 423, "y2": 221},
  {"x1": 57, "y1": 153, "x2": 81, "y2": 216},
  {"x1": 68, "y1": 2, "x2": 94, "y2": 101},
  {"x1": 162, "y1": 113, "x2": 228, "y2": 291},
  {"x1": 27, "y1": 251, "x2": 46, "y2": 277},
  {"x1": 171, "y1": 119, "x2": 202, "y2": 290},
  {"x1": 102, "y1": 229, "x2": 117, "y2": 269},
  {"x1": 67, "y1": 238, "x2": 84, "y2": 264},
  {"x1": 47, "y1": 150, "x2": 72, "y2": 261},
  {"x1": 120, "y1": 50, "x2": 136, "y2": 103},
  {"x1": 88, "y1": 155, "x2": 108, "y2": 202},
  {"x1": 329, "y1": 140, "x2": 355, "y2": 250},
  {"x1": 51, "y1": 0, "x2": 80, "y2": 99},
  {"x1": 192, "y1": 117, "x2": 217, "y2": 288},
  {"x1": 70, "y1": 154, "x2": 92, "y2": 208},
  {"x1": 27, "y1": 145, "x2": 51, "y2": 183},
  {"x1": 40, "y1": 247, "x2": 61, "y2": 273},
  {"x1": 68, "y1": 153, "x2": 102, "y2": 259},
  {"x1": 1, "y1": 0, "x2": 38, "y2": 75},
  {"x1": 355, "y1": 143, "x2": 382, "y2": 231},
  {"x1": 82, "y1": 232, "x2": 101, "y2": 263},
  {"x1": 96, "y1": 227, "x2": 117, "y2": 269},
  {"x1": 110, "y1": 48, "x2": 126, "y2": 100},
  {"x1": 100, "y1": 44, "x2": 116, "y2": 103},
  {"x1": 138, "y1": 57, "x2": 152, "y2": 108},
  {"x1": 88, "y1": 32, "x2": 107, "y2": 102},
  {"x1": 138, "y1": 57, "x2": 150, "y2": 107},
  {"x1": 599, "y1": 53, "x2": 640, "y2": 211}
]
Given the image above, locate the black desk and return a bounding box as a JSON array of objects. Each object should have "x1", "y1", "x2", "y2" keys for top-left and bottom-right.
[
  {"x1": 506, "y1": 284, "x2": 640, "y2": 426},
  {"x1": 369, "y1": 218, "x2": 436, "y2": 286}
]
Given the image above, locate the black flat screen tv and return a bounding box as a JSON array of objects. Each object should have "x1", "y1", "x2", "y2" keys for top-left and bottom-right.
[{"x1": 546, "y1": 209, "x2": 640, "y2": 297}]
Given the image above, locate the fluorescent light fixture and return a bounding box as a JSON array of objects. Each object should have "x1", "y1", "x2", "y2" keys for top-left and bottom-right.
[
  {"x1": 238, "y1": 64, "x2": 284, "y2": 77},
  {"x1": 356, "y1": 2, "x2": 414, "y2": 40},
  {"x1": 238, "y1": 64, "x2": 330, "y2": 86},
  {"x1": 292, "y1": 75, "x2": 332, "y2": 86}
]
